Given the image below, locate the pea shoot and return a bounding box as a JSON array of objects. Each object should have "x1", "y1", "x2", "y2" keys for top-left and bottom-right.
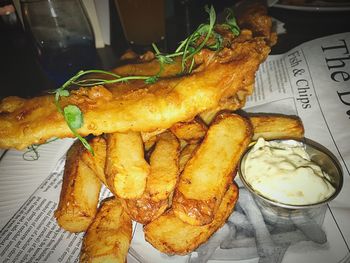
[{"x1": 22, "y1": 138, "x2": 58, "y2": 161}]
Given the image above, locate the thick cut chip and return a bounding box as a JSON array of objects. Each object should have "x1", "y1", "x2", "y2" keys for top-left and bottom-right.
[
  {"x1": 144, "y1": 183, "x2": 239, "y2": 255},
  {"x1": 81, "y1": 136, "x2": 108, "y2": 185},
  {"x1": 80, "y1": 197, "x2": 132, "y2": 263},
  {"x1": 122, "y1": 131, "x2": 180, "y2": 224},
  {"x1": 200, "y1": 113, "x2": 304, "y2": 141},
  {"x1": 54, "y1": 140, "x2": 101, "y2": 232},
  {"x1": 170, "y1": 118, "x2": 208, "y2": 143},
  {"x1": 147, "y1": 131, "x2": 180, "y2": 201},
  {"x1": 141, "y1": 128, "x2": 166, "y2": 151},
  {"x1": 250, "y1": 114, "x2": 304, "y2": 141},
  {"x1": 105, "y1": 131, "x2": 150, "y2": 199},
  {"x1": 172, "y1": 113, "x2": 252, "y2": 226},
  {"x1": 121, "y1": 198, "x2": 168, "y2": 225},
  {"x1": 179, "y1": 143, "x2": 199, "y2": 173}
]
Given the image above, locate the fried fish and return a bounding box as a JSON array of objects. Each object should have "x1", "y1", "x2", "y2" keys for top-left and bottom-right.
[{"x1": 0, "y1": 2, "x2": 274, "y2": 150}]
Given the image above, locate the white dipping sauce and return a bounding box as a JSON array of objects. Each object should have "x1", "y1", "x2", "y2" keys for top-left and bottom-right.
[{"x1": 243, "y1": 138, "x2": 335, "y2": 205}]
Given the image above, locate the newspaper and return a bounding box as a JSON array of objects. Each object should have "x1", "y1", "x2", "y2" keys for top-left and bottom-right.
[{"x1": 0, "y1": 32, "x2": 349, "y2": 263}]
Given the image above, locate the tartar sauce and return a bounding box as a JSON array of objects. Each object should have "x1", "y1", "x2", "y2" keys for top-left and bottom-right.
[{"x1": 243, "y1": 138, "x2": 335, "y2": 205}]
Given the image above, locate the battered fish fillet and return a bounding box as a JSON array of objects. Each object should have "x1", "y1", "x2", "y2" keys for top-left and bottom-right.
[
  {"x1": 113, "y1": 53, "x2": 184, "y2": 78},
  {"x1": 236, "y1": 0, "x2": 277, "y2": 46},
  {"x1": 0, "y1": 39, "x2": 269, "y2": 150},
  {"x1": 0, "y1": 3, "x2": 273, "y2": 150}
]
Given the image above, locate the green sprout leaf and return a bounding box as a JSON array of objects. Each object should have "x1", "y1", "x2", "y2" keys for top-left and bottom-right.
[
  {"x1": 23, "y1": 138, "x2": 58, "y2": 161},
  {"x1": 62, "y1": 105, "x2": 94, "y2": 155},
  {"x1": 145, "y1": 76, "x2": 159, "y2": 84},
  {"x1": 58, "y1": 89, "x2": 69, "y2": 97},
  {"x1": 223, "y1": 8, "x2": 240, "y2": 36},
  {"x1": 63, "y1": 105, "x2": 83, "y2": 130},
  {"x1": 177, "y1": 5, "x2": 217, "y2": 72},
  {"x1": 23, "y1": 145, "x2": 40, "y2": 161}
]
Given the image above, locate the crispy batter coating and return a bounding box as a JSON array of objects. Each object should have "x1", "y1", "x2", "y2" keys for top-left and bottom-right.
[
  {"x1": 0, "y1": 1, "x2": 276, "y2": 153},
  {"x1": 0, "y1": 38, "x2": 270, "y2": 150},
  {"x1": 236, "y1": 0, "x2": 277, "y2": 46}
]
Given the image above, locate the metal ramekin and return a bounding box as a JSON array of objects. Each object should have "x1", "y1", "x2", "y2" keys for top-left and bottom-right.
[{"x1": 238, "y1": 138, "x2": 343, "y2": 213}]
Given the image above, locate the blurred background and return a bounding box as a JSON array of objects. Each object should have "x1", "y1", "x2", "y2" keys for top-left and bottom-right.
[{"x1": 0, "y1": 0, "x2": 349, "y2": 99}]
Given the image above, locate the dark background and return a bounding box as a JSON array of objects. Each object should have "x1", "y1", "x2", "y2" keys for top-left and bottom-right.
[{"x1": 0, "y1": 0, "x2": 349, "y2": 99}]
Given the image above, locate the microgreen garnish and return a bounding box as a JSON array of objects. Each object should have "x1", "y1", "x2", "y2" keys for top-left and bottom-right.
[
  {"x1": 23, "y1": 138, "x2": 58, "y2": 161},
  {"x1": 145, "y1": 43, "x2": 176, "y2": 84},
  {"x1": 49, "y1": 5, "x2": 240, "y2": 154},
  {"x1": 223, "y1": 8, "x2": 240, "y2": 36},
  {"x1": 64, "y1": 105, "x2": 82, "y2": 129},
  {"x1": 176, "y1": 5, "x2": 217, "y2": 72},
  {"x1": 23, "y1": 145, "x2": 40, "y2": 161}
]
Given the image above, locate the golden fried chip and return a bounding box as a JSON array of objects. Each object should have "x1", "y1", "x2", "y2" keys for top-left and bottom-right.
[
  {"x1": 170, "y1": 118, "x2": 207, "y2": 143},
  {"x1": 81, "y1": 136, "x2": 108, "y2": 186},
  {"x1": 250, "y1": 114, "x2": 304, "y2": 141},
  {"x1": 54, "y1": 141, "x2": 101, "y2": 232},
  {"x1": 144, "y1": 183, "x2": 239, "y2": 255},
  {"x1": 80, "y1": 197, "x2": 132, "y2": 263},
  {"x1": 122, "y1": 131, "x2": 180, "y2": 224},
  {"x1": 147, "y1": 131, "x2": 180, "y2": 202},
  {"x1": 179, "y1": 143, "x2": 199, "y2": 173},
  {"x1": 172, "y1": 113, "x2": 252, "y2": 226},
  {"x1": 141, "y1": 128, "x2": 166, "y2": 151},
  {"x1": 105, "y1": 131, "x2": 150, "y2": 199},
  {"x1": 121, "y1": 198, "x2": 168, "y2": 225}
]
